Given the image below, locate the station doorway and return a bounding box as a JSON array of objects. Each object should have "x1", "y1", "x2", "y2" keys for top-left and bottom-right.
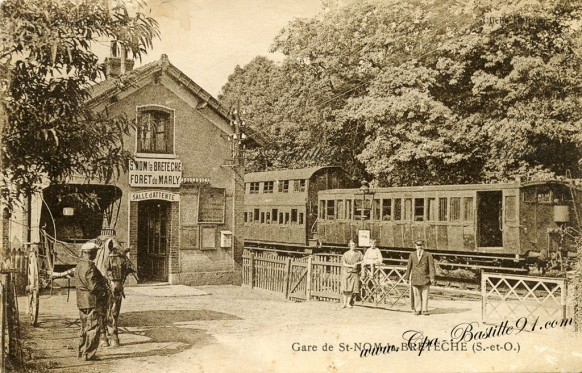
[
  {"x1": 137, "y1": 200, "x2": 170, "y2": 282},
  {"x1": 477, "y1": 191, "x2": 503, "y2": 247}
]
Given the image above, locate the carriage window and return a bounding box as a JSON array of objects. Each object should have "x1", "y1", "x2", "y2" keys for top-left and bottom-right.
[
  {"x1": 450, "y1": 198, "x2": 461, "y2": 221},
  {"x1": 403, "y1": 199, "x2": 412, "y2": 221},
  {"x1": 293, "y1": 180, "x2": 306, "y2": 192},
  {"x1": 254, "y1": 209, "x2": 260, "y2": 222},
  {"x1": 244, "y1": 212, "x2": 248, "y2": 223},
  {"x1": 414, "y1": 198, "x2": 425, "y2": 221},
  {"x1": 373, "y1": 199, "x2": 381, "y2": 221},
  {"x1": 394, "y1": 199, "x2": 402, "y2": 221},
  {"x1": 291, "y1": 209, "x2": 298, "y2": 223},
  {"x1": 463, "y1": 197, "x2": 474, "y2": 222},
  {"x1": 354, "y1": 199, "x2": 362, "y2": 219},
  {"x1": 263, "y1": 181, "x2": 274, "y2": 193},
  {"x1": 354, "y1": 199, "x2": 370, "y2": 219},
  {"x1": 337, "y1": 200, "x2": 345, "y2": 219},
  {"x1": 346, "y1": 199, "x2": 352, "y2": 220},
  {"x1": 427, "y1": 198, "x2": 437, "y2": 221},
  {"x1": 505, "y1": 196, "x2": 516, "y2": 221},
  {"x1": 326, "y1": 200, "x2": 335, "y2": 220},
  {"x1": 382, "y1": 199, "x2": 392, "y2": 221},
  {"x1": 439, "y1": 198, "x2": 448, "y2": 221},
  {"x1": 285, "y1": 212, "x2": 290, "y2": 224},
  {"x1": 260, "y1": 212, "x2": 265, "y2": 224},
  {"x1": 266, "y1": 212, "x2": 271, "y2": 224},
  {"x1": 279, "y1": 180, "x2": 290, "y2": 193},
  {"x1": 137, "y1": 108, "x2": 173, "y2": 154},
  {"x1": 299, "y1": 212, "x2": 304, "y2": 225},
  {"x1": 272, "y1": 209, "x2": 278, "y2": 223},
  {"x1": 249, "y1": 182, "x2": 260, "y2": 194},
  {"x1": 319, "y1": 200, "x2": 326, "y2": 219},
  {"x1": 279, "y1": 212, "x2": 284, "y2": 224},
  {"x1": 537, "y1": 189, "x2": 551, "y2": 203}
]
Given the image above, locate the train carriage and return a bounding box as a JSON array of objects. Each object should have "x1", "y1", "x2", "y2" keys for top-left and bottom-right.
[
  {"x1": 318, "y1": 178, "x2": 582, "y2": 270},
  {"x1": 243, "y1": 166, "x2": 355, "y2": 247}
]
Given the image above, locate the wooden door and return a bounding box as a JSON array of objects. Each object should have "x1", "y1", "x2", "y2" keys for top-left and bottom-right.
[
  {"x1": 137, "y1": 200, "x2": 170, "y2": 282},
  {"x1": 503, "y1": 190, "x2": 520, "y2": 251}
]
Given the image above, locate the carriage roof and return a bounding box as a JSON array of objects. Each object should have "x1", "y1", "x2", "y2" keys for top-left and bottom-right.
[
  {"x1": 318, "y1": 179, "x2": 577, "y2": 195},
  {"x1": 245, "y1": 166, "x2": 346, "y2": 183}
]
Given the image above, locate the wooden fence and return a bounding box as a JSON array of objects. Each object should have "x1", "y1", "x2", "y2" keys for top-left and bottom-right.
[
  {"x1": 0, "y1": 272, "x2": 23, "y2": 372},
  {"x1": 242, "y1": 249, "x2": 410, "y2": 310},
  {"x1": 0, "y1": 248, "x2": 28, "y2": 274}
]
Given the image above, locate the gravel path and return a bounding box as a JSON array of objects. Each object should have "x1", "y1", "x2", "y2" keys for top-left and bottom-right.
[{"x1": 18, "y1": 285, "x2": 582, "y2": 372}]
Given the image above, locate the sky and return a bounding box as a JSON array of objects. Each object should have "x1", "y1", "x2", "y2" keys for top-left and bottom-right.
[{"x1": 110, "y1": 0, "x2": 324, "y2": 97}]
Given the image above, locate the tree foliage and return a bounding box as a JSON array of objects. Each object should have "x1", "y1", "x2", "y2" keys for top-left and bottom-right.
[
  {"x1": 0, "y1": 0, "x2": 159, "y2": 204},
  {"x1": 220, "y1": 0, "x2": 582, "y2": 186}
]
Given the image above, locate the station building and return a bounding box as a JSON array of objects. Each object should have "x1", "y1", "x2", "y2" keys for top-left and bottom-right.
[{"x1": 1, "y1": 54, "x2": 254, "y2": 285}]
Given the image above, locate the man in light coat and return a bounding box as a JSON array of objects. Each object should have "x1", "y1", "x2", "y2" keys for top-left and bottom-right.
[{"x1": 405, "y1": 240, "x2": 436, "y2": 315}]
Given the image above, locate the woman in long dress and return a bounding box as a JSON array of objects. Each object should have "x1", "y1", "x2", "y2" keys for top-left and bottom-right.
[{"x1": 340, "y1": 240, "x2": 363, "y2": 308}]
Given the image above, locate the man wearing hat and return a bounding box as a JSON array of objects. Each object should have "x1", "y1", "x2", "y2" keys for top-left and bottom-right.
[
  {"x1": 405, "y1": 240, "x2": 436, "y2": 315},
  {"x1": 74, "y1": 241, "x2": 108, "y2": 361}
]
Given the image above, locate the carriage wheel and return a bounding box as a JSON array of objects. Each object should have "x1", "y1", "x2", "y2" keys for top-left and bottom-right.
[{"x1": 27, "y1": 250, "x2": 40, "y2": 327}]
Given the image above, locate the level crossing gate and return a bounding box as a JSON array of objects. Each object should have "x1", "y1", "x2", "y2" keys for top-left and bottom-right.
[
  {"x1": 481, "y1": 272, "x2": 572, "y2": 324},
  {"x1": 242, "y1": 250, "x2": 411, "y2": 310}
]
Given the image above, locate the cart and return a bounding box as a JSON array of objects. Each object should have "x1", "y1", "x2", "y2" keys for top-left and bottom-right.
[
  {"x1": 25, "y1": 241, "x2": 55, "y2": 327},
  {"x1": 25, "y1": 231, "x2": 125, "y2": 326}
]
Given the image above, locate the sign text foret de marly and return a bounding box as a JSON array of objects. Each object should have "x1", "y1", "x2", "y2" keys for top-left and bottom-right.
[{"x1": 128, "y1": 158, "x2": 183, "y2": 188}]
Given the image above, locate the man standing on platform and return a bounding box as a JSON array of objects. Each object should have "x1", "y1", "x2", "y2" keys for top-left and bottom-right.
[
  {"x1": 405, "y1": 240, "x2": 436, "y2": 315},
  {"x1": 75, "y1": 242, "x2": 108, "y2": 361}
]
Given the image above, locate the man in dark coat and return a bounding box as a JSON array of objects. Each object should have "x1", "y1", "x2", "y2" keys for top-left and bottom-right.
[
  {"x1": 405, "y1": 240, "x2": 436, "y2": 315},
  {"x1": 75, "y1": 242, "x2": 108, "y2": 361}
]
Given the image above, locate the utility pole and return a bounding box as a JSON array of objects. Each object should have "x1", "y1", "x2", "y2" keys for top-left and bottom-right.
[{"x1": 228, "y1": 101, "x2": 248, "y2": 281}]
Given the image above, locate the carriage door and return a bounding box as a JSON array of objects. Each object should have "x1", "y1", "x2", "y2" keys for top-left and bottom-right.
[
  {"x1": 476, "y1": 191, "x2": 503, "y2": 247},
  {"x1": 502, "y1": 190, "x2": 520, "y2": 251},
  {"x1": 137, "y1": 200, "x2": 170, "y2": 282}
]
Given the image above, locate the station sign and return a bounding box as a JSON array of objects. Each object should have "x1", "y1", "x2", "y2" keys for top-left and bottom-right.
[
  {"x1": 129, "y1": 190, "x2": 180, "y2": 202},
  {"x1": 129, "y1": 158, "x2": 182, "y2": 188}
]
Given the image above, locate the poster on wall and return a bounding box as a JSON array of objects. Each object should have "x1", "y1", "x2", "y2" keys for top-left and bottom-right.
[{"x1": 357, "y1": 229, "x2": 371, "y2": 248}]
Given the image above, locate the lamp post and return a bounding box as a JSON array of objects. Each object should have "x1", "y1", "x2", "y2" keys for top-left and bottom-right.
[{"x1": 358, "y1": 180, "x2": 373, "y2": 247}]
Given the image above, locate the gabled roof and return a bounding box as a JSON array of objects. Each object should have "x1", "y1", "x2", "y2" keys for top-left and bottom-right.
[
  {"x1": 87, "y1": 54, "x2": 230, "y2": 120},
  {"x1": 86, "y1": 55, "x2": 263, "y2": 147},
  {"x1": 245, "y1": 166, "x2": 344, "y2": 183}
]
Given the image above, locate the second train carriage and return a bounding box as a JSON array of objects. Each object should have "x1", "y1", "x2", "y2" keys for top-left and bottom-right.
[
  {"x1": 317, "y1": 179, "x2": 582, "y2": 269},
  {"x1": 243, "y1": 166, "x2": 355, "y2": 247}
]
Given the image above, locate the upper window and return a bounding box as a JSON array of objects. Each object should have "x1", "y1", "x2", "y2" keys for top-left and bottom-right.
[
  {"x1": 249, "y1": 182, "x2": 260, "y2": 194},
  {"x1": 450, "y1": 197, "x2": 461, "y2": 221},
  {"x1": 279, "y1": 180, "x2": 290, "y2": 193},
  {"x1": 414, "y1": 198, "x2": 425, "y2": 221},
  {"x1": 137, "y1": 106, "x2": 174, "y2": 154},
  {"x1": 382, "y1": 199, "x2": 392, "y2": 221},
  {"x1": 263, "y1": 181, "x2": 274, "y2": 193}
]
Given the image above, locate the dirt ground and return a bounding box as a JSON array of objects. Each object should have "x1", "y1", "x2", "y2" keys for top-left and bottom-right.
[{"x1": 16, "y1": 285, "x2": 582, "y2": 373}]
